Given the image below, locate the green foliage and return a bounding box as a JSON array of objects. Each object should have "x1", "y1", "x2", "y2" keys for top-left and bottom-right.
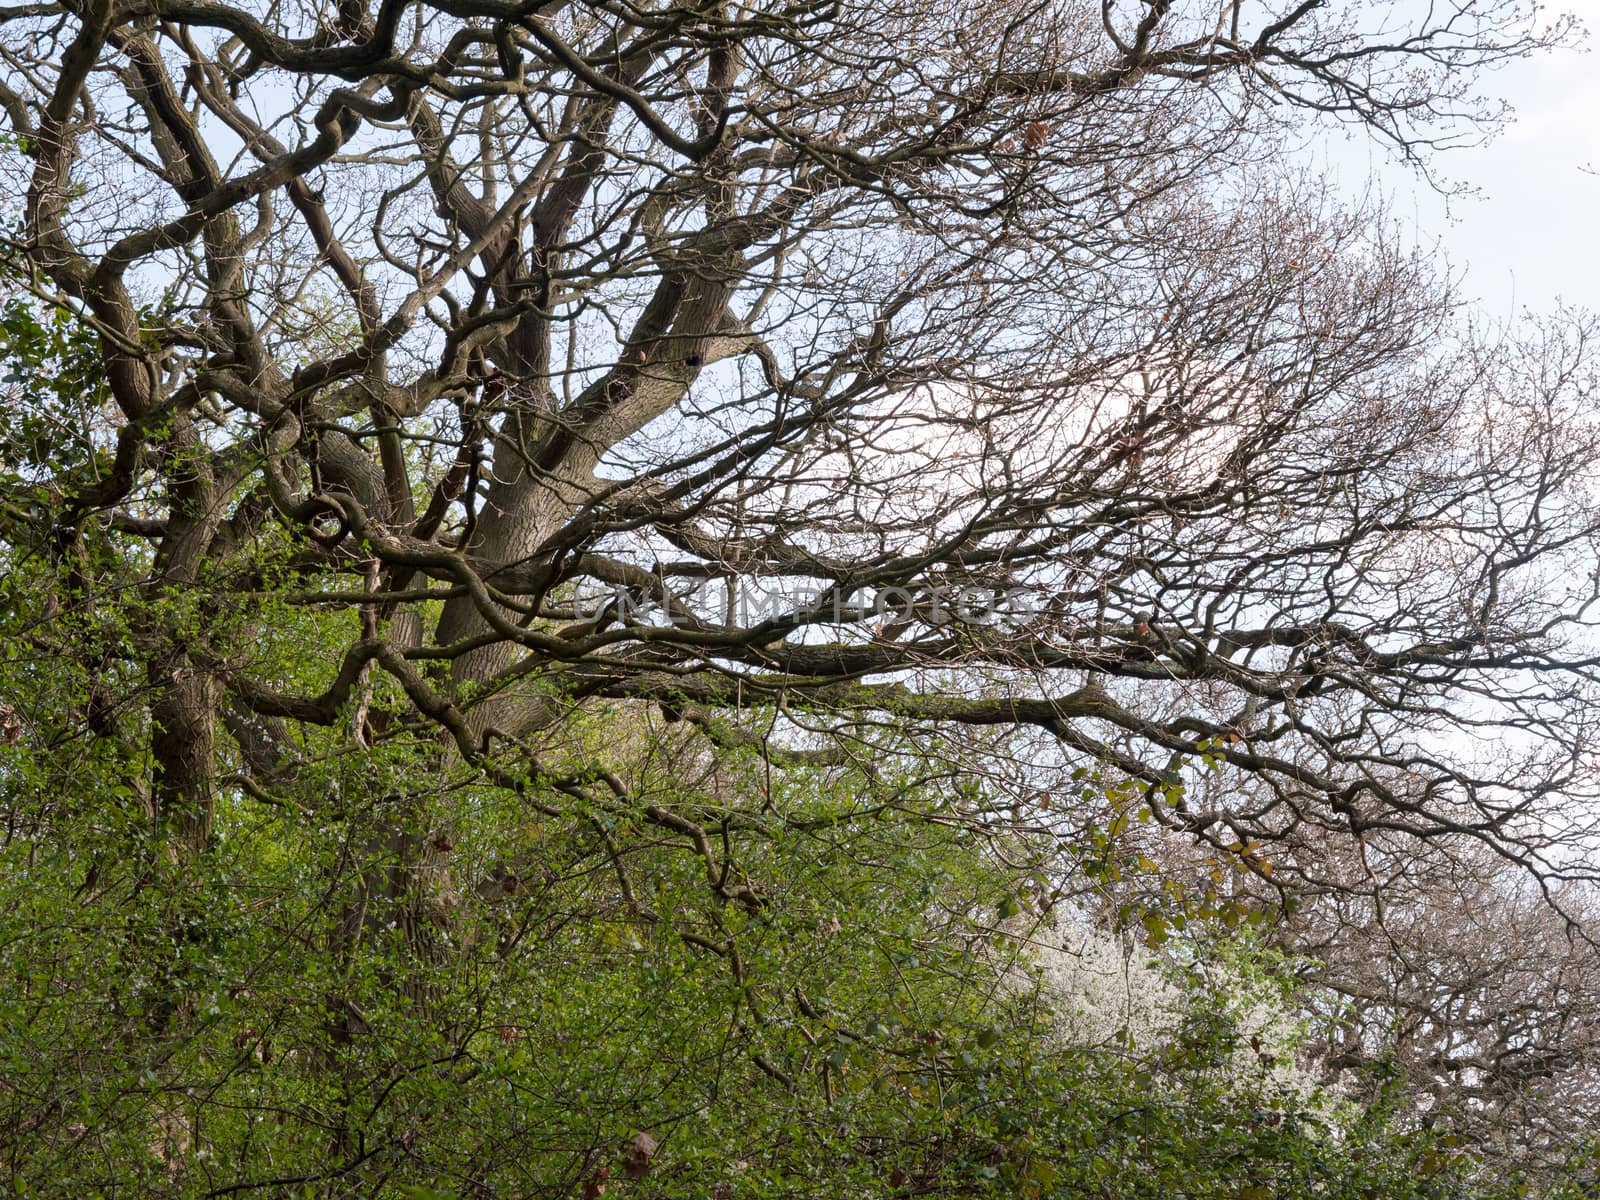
[
  {"x1": 0, "y1": 292, "x2": 107, "y2": 478},
  {"x1": 2, "y1": 684, "x2": 1589, "y2": 1198},
  {"x1": 0, "y1": 478, "x2": 1586, "y2": 1196}
]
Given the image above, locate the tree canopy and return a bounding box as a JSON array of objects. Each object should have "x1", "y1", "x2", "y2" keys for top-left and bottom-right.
[{"x1": 2, "y1": 0, "x2": 1599, "y2": 1194}]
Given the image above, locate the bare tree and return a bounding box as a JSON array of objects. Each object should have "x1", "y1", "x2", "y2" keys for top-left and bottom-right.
[
  {"x1": 2, "y1": 0, "x2": 1596, "y2": 908},
  {"x1": 1255, "y1": 821, "x2": 1600, "y2": 1174},
  {"x1": 1027, "y1": 763, "x2": 1600, "y2": 1173}
]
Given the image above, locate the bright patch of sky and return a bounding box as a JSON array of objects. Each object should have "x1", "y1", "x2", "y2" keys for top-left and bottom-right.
[{"x1": 1322, "y1": 1, "x2": 1599, "y2": 318}]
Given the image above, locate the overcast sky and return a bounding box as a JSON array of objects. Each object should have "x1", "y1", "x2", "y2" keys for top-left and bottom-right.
[{"x1": 1334, "y1": 2, "x2": 1600, "y2": 319}]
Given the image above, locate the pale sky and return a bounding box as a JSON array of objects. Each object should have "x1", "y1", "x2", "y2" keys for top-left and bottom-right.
[{"x1": 1337, "y1": 2, "x2": 1600, "y2": 319}]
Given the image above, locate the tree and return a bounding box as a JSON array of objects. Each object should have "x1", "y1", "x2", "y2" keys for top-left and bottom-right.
[
  {"x1": 1251, "y1": 816, "x2": 1600, "y2": 1177},
  {"x1": 1068, "y1": 764, "x2": 1600, "y2": 1181},
  {"x1": 2, "y1": 0, "x2": 1598, "y2": 1193}
]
